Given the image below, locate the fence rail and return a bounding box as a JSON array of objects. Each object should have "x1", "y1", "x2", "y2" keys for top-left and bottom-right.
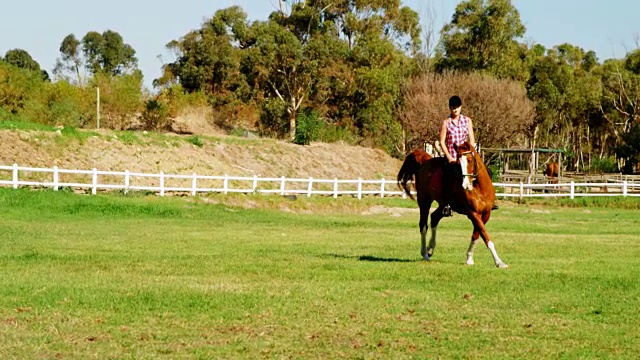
[{"x1": 1, "y1": 164, "x2": 640, "y2": 199}]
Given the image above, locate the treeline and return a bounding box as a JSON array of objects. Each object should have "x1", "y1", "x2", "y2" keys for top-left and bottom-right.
[{"x1": 1, "y1": 0, "x2": 639, "y2": 173}]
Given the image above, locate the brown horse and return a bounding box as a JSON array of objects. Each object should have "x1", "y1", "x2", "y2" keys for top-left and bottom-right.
[
  {"x1": 397, "y1": 141, "x2": 508, "y2": 268},
  {"x1": 543, "y1": 162, "x2": 559, "y2": 184}
]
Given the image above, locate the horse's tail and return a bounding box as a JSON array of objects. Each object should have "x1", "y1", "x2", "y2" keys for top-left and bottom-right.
[{"x1": 397, "y1": 151, "x2": 425, "y2": 200}]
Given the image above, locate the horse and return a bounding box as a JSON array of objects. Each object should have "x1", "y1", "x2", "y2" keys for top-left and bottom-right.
[
  {"x1": 543, "y1": 162, "x2": 559, "y2": 184},
  {"x1": 397, "y1": 141, "x2": 508, "y2": 268}
]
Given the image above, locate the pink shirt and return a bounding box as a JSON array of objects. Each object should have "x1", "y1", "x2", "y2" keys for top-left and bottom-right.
[{"x1": 445, "y1": 115, "x2": 469, "y2": 159}]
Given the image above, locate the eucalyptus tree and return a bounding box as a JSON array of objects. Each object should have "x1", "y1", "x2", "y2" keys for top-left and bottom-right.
[
  {"x1": 527, "y1": 43, "x2": 603, "y2": 169},
  {"x1": 437, "y1": 0, "x2": 529, "y2": 81},
  {"x1": 600, "y1": 49, "x2": 640, "y2": 172},
  {"x1": 164, "y1": 2, "x2": 421, "y2": 147},
  {"x1": 81, "y1": 30, "x2": 138, "y2": 76},
  {"x1": 54, "y1": 34, "x2": 84, "y2": 84},
  {"x1": 3, "y1": 49, "x2": 49, "y2": 81}
]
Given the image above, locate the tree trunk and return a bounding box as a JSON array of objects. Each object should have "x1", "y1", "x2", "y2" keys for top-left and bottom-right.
[{"x1": 288, "y1": 96, "x2": 297, "y2": 141}]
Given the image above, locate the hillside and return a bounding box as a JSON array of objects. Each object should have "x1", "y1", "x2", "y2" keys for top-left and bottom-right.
[{"x1": 0, "y1": 129, "x2": 403, "y2": 181}]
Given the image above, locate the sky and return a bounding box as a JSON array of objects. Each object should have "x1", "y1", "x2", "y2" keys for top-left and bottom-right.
[{"x1": 1, "y1": 0, "x2": 638, "y2": 90}]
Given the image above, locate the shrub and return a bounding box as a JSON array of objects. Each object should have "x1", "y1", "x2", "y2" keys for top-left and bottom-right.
[
  {"x1": 588, "y1": 157, "x2": 618, "y2": 173},
  {"x1": 188, "y1": 135, "x2": 204, "y2": 148},
  {"x1": 294, "y1": 110, "x2": 321, "y2": 145}
]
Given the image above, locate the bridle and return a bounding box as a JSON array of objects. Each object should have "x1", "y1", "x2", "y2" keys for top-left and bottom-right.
[{"x1": 458, "y1": 150, "x2": 478, "y2": 180}]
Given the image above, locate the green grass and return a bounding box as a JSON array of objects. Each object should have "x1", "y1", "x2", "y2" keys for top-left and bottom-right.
[
  {"x1": 0, "y1": 119, "x2": 57, "y2": 131},
  {"x1": 1, "y1": 188, "x2": 639, "y2": 359}
]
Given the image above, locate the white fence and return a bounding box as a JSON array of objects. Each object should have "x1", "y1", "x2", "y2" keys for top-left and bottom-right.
[
  {"x1": 0, "y1": 164, "x2": 405, "y2": 199},
  {"x1": 1, "y1": 164, "x2": 640, "y2": 199}
]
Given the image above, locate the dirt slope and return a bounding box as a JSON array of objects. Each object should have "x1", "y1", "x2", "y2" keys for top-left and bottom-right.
[{"x1": 0, "y1": 129, "x2": 403, "y2": 181}]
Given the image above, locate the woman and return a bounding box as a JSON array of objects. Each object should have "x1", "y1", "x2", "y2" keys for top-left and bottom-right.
[{"x1": 438, "y1": 95, "x2": 475, "y2": 217}]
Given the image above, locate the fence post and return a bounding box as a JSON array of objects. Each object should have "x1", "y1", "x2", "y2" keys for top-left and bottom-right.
[
  {"x1": 380, "y1": 178, "x2": 385, "y2": 198},
  {"x1": 12, "y1": 163, "x2": 18, "y2": 189},
  {"x1": 280, "y1": 176, "x2": 286, "y2": 195},
  {"x1": 333, "y1": 178, "x2": 338, "y2": 198},
  {"x1": 357, "y1": 178, "x2": 362, "y2": 200},
  {"x1": 124, "y1": 170, "x2": 130, "y2": 194},
  {"x1": 570, "y1": 180, "x2": 575, "y2": 199},
  {"x1": 91, "y1": 168, "x2": 98, "y2": 195},
  {"x1": 519, "y1": 181, "x2": 523, "y2": 200},
  {"x1": 158, "y1": 171, "x2": 165, "y2": 196},
  {"x1": 53, "y1": 166, "x2": 59, "y2": 191},
  {"x1": 252, "y1": 175, "x2": 258, "y2": 193},
  {"x1": 223, "y1": 174, "x2": 228, "y2": 195},
  {"x1": 623, "y1": 180, "x2": 628, "y2": 197},
  {"x1": 191, "y1": 172, "x2": 197, "y2": 196},
  {"x1": 307, "y1": 177, "x2": 313, "y2": 197}
]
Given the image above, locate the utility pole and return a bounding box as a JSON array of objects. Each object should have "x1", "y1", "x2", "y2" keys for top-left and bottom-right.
[{"x1": 96, "y1": 87, "x2": 100, "y2": 129}]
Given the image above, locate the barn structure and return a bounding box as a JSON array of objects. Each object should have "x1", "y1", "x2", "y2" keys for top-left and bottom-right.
[{"x1": 479, "y1": 147, "x2": 565, "y2": 178}]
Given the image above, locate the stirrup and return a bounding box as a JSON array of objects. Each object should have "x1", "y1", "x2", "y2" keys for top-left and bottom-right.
[{"x1": 442, "y1": 205, "x2": 452, "y2": 217}]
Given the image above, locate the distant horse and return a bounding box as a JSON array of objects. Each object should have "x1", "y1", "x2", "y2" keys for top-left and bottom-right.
[
  {"x1": 543, "y1": 162, "x2": 559, "y2": 184},
  {"x1": 397, "y1": 141, "x2": 508, "y2": 268}
]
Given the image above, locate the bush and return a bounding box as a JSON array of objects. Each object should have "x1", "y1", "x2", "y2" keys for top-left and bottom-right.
[
  {"x1": 588, "y1": 157, "x2": 618, "y2": 173},
  {"x1": 294, "y1": 110, "x2": 321, "y2": 145},
  {"x1": 141, "y1": 99, "x2": 172, "y2": 131},
  {"x1": 187, "y1": 135, "x2": 204, "y2": 148}
]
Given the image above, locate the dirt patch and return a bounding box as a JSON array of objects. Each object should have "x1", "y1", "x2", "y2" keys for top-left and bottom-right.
[{"x1": 0, "y1": 129, "x2": 403, "y2": 181}]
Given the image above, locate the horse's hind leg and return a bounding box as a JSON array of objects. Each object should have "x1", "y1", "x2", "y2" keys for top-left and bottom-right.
[
  {"x1": 418, "y1": 199, "x2": 432, "y2": 261},
  {"x1": 427, "y1": 205, "x2": 444, "y2": 258}
]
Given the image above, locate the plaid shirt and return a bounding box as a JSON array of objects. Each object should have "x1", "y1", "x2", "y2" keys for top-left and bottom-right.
[{"x1": 445, "y1": 115, "x2": 469, "y2": 159}]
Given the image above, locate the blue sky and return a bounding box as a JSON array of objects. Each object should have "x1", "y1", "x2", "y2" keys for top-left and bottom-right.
[{"x1": 1, "y1": 0, "x2": 638, "y2": 89}]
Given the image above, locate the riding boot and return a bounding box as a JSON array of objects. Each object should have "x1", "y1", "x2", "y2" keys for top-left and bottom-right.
[{"x1": 442, "y1": 204, "x2": 452, "y2": 217}]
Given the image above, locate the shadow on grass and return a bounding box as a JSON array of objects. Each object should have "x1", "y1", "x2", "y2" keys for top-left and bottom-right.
[{"x1": 325, "y1": 254, "x2": 419, "y2": 263}]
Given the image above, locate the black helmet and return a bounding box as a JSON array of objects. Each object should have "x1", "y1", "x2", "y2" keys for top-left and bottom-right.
[{"x1": 449, "y1": 95, "x2": 462, "y2": 108}]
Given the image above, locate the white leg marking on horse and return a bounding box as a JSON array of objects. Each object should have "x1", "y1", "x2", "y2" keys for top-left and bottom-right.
[
  {"x1": 466, "y1": 239, "x2": 478, "y2": 265},
  {"x1": 487, "y1": 241, "x2": 508, "y2": 268},
  {"x1": 427, "y1": 225, "x2": 437, "y2": 257}
]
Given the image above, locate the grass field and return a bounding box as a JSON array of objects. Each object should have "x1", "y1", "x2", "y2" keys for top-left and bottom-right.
[{"x1": 1, "y1": 188, "x2": 639, "y2": 359}]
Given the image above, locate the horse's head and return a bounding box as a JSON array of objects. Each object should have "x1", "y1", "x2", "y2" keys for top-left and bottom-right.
[{"x1": 454, "y1": 142, "x2": 478, "y2": 191}]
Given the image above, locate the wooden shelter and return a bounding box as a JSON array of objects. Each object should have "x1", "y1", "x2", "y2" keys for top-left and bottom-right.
[{"x1": 479, "y1": 147, "x2": 565, "y2": 177}]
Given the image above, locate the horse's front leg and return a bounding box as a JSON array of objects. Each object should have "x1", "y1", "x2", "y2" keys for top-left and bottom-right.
[
  {"x1": 468, "y1": 212, "x2": 508, "y2": 268},
  {"x1": 466, "y1": 229, "x2": 480, "y2": 265}
]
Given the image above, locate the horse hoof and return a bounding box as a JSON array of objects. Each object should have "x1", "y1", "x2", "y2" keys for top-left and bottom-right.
[
  {"x1": 422, "y1": 256, "x2": 431, "y2": 262},
  {"x1": 466, "y1": 260, "x2": 474, "y2": 266},
  {"x1": 496, "y1": 263, "x2": 509, "y2": 269}
]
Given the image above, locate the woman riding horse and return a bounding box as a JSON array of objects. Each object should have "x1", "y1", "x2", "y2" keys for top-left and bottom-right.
[{"x1": 397, "y1": 141, "x2": 508, "y2": 268}]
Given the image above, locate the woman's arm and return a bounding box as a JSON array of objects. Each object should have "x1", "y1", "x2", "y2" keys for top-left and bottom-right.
[{"x1": 467, "y1": 117, "x2": 476, "y2": 148}]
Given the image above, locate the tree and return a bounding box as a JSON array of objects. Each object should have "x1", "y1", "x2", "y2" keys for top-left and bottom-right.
[
  {"x1": 400, "y1": 71, "x2": 534, "y2": 151},
  {"x1": 527, "y1": 44, "x2": 603, "y2": 169},
  {"x1": 4, "y1": 49, "x2": 41, "y2": 72},
  {"x1": 437, "y1": 0, "x2": 529, "y2": 81},
  {"x1": 162, "y1": 6, "x2": 247, "y2": 95},
  {"x1": 162, "y1": 3, "x2": 420, "y2": 147},
  {"x1": 600, "y1": 49, "x2": 640, "y2": 172},
  {"x1": 81, "y1": 30, "x2": 138, "y2": 76},
  {"x1": 54, "y1": 34, "x2": 84, "y2": 84},
  {"x1": 3, "y1": 49, "x2": 49, "y2": 81},
  {"x1": 243, "y1": 19, "x2": 315, "y2": 140}
]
